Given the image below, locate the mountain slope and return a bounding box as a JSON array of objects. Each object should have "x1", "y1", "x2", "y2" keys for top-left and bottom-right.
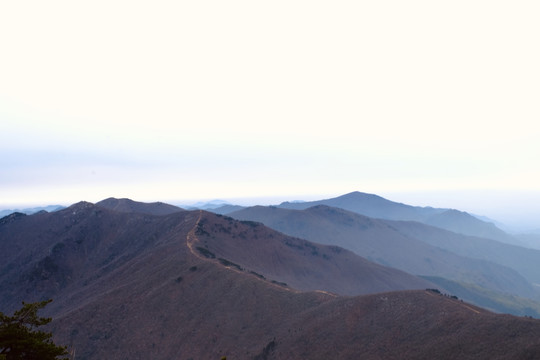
[
  {"x1": 230, "y1": 205, "x2": 537, "y2": 299},
  {"x1": 388, "y1": 219, "x2": 540, "y2": 285},
  {"x1": 422, "y1": 276, "x2": 540, "y2": 317},
  {"x1": 424, "y1": 209, "x2": 514, "y2": 243},
  {"x1": 2, "y1": 201, "x2": 540, "y2": 359},
  {"x1": 278, "y1": 191, "x2": 515, "y2": 243},
  {"x1": 271, "y1": 289, "x2": 540, "y2": 360},
  {"x1": 278, "y1": 191, "x2": 437, "y2": 221},
  {"x1": 95, "y1": 197, "x2": 184, "y2": 215},
  {"x1": 0, "y1": 205, "x2": 65, "y2": 218},
  {"x1": 192, "y1": 212, "x2": 431, "y2": 295}
]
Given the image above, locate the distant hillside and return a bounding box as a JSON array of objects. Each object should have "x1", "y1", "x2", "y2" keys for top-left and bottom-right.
[
  {"x1": 424, "y1": 209, "x2": 514, "y2": 243},
  {"x1": 192, "y1": 212, "x2": 432, "y2": 295},
  {"x1": 230, "y1": 205, "x2": 538, "y2": 301},
  {"x1": 423, "y1": 276, "x2": 540, "y2": 318},
  {"x1": 2, "y1": 200, "x2": 540, "y2": 359},
  {"x1": 0, "y1": 204, "x2": 65, "y2": 218},
  {"x1": 209, "y1": 204, "x2": 246, "y2": 214},
  {"x1": 279, "y1": 191, "x2": 516, "y2": 244},
  {"x1": 279, "y1": 191, "x2": 438, "y2": 221},
  {"x1": 386, "y1": 219, "x2": 540, "y2": 285},
  {"x1": 0, "y1": 201, "x2": 432, "y2": 312},
  {"x1": 515, "y1": 233, "x2": 540, "y2": 250},
  {"x1": 96, "y1": 197, "x2": 184, "y2": 215}
]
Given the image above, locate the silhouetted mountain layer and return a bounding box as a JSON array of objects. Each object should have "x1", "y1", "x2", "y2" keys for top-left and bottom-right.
[
  {"x1": 210, "y1": 204, "x2": 246, "y2": 214},
  {"x1": 0, "y1": 205, "x2": 65, "y2": 218},
  {"x1": 0, "y1": 202, "x2": 431, "y2": 311},
  {"x1": 424, "y1": 209, "x2": 514, "y2": 243},
  {"x1": 0, "y1": 202, "x2": 540, "y2": 360},
  {"x1": 423, "y1": 276, "x2": 540, "y2": 317},
  {"x1": 2, "y1": 200, "x2": 540, "y2": 359},
  {"x1": 279, "y1": 191, "x2": 516, "y2": 243},
  {"x1": 279, "y1": 191, "x2": 438, "y2": 220},
  {"x1": 230, "y1": 205, "x2": 538, "y2": 300},
  {"x1": 386, "y1": 219, "x2": 540, "y2": 285},
  {"x1": 96, "y1": 197, "x2": 184, "y2": 215},
  {"x1": 191, "y1": 213, "x2": 431, "y2": 295}
]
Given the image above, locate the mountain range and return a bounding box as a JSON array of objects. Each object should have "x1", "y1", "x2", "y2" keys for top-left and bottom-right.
[
  {"x1": 0, "y1": 204, "x2": 65, "y2": 218},
  {"x1": 2, "y1": 193, "x2": 540, "y2": 358},
  {"x1": 277, "y1": 192, "x2": 517, "y2": 244}
]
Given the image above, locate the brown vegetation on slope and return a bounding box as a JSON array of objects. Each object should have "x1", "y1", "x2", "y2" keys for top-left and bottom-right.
[{"x1": 2, "y1": 201, "x2": 540, "y2": 359}]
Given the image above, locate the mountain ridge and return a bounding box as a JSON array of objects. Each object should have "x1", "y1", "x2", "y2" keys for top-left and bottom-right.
[
  {"x1": 230, "y1": 204, "x2": 539, "y2": 303},
  {"x1": 3, "y1": 197, "x2": 540, "y2": 358},
  {"x1": 278, "y1": 191, "x2": 516, "y2": 243}
]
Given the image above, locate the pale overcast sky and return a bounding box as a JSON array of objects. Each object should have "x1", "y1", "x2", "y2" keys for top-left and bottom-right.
[{"x1": 1, "y1": 1, "x2": 539, "y2": 227}]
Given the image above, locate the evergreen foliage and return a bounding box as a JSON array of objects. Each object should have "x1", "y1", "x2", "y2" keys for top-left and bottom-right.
[{"x1": 0, "y1": 300, "x2": 68, "y2": 360}]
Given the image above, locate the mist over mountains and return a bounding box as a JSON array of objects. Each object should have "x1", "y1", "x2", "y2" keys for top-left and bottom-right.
[
  {"x1": 0, "y1": 204, "x2": 65, "y2": 218},
  {"x1": 2, "y1": 192, "x2": 540, "y2": 358}
]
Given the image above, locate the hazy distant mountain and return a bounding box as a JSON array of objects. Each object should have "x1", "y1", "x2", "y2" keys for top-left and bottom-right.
[
  {"x1": 422, "y1": 276, "x2": 540, "y2": 317},
  {"x1": 0, "y1": 201, "x2": 431, "y2": 311},
  {"x1": 3, "y1": 200, "x2": 540, "y2": 359},
  {"x1": 182, "y1": 199, "x2": 232, "y2": 210},
  {"x1": 424, "y1": 209, "x2": 515, "y2": 243},
  {"x1": 209, "y1": 204, "x2": 246, "y2": 214},
  {"x1": 0, "y1": 204, "x2": 65, "y2": 218},
  {"x1": 180, "y1": 200, "x2": 246, "y2": 214},
  {"x1": 279, "y1": 191, "x2": 517, "y2": 244},
  {"x1": 279, "y1": 191, "x2": 439, "y2": 221},
  {"x1": 96, "y1": 197, "x2": 184, "y2": 215},
  {"x1": 189, "y1": 213, "x2": 432, "y2": 295},
  {"x1": 230, "y1": 205, "x2": 538, "y2": 301},
  {"x1": 514, "y1": 233, "x2": 540, "y2": 250},
  {"x1": 386, "y1": 219, "x2": 540, "y2": 286}
]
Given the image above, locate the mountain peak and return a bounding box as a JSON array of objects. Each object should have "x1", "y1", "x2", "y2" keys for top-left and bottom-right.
[
  {"x1": 95, "y1": 198, "x2": 183, "y2": 215},
  {"x1": 0, "y1": 211, "x2": 26, "y2": 225}
]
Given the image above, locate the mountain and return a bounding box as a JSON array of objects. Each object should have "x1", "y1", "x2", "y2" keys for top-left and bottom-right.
[
  {"x1": 270, "y1": 289, "x2": 540, "y2": 359},
  {"x1": 95, "y1": 197, "x2": 184, "y2": 215},
  {"x1": 424, "y1": 209, "x2": 515, "y2": 243},
  {"x1": 0, "y1": 204, "x2": 65, "y2": 218},
  {"x1": 423, "y1": 276, "x2": 540, "y2": 317},
  {"x1": 514, "y1": 233, "x2": 540, "y2": 250},
  {"x1": 279, "y1": 191, "x2": 516, "y2": 244},
  {"x1": 210, "y1": 204, "x2": 246, "y2": 214},
  {"x1": 182, "y1": 199, "x2": 233, "y2": 210},
  {"x1": 385, "y1": 219, "x2": 540, "y2": 286},
  {"x1": 181, "y1": 200, "x2": 246, "y2": 214},
  {"x1": 2, "y1": 200, "x2": 540, "y2": 359},
  {"x1": 278, "y1": 191, "x2": 438, "y2": 221},
  {"x1": 230, "y1": 205, "x2": 538, "y2": 301},
  {"x1": 187, "y1": 213, "x2": 432, "y2": 295},
  {"x1": 0, "y1": 202, "x2": 432, "y2": 312}
]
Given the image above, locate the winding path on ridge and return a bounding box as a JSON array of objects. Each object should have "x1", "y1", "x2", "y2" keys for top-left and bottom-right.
[{"x1": 185, "y1": 210, "x2": 311, "y2": 294}]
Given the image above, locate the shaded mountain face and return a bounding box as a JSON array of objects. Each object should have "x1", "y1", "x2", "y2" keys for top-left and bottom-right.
[
  {"x1": 278, "y1": 191, "x2": 441, "y2": 221},
  {"x1": 422, "y1": 276, "x2": 540, "y2": 318},
  {"x1": 2, "y1": 201, "x2": 540, "y2": 359},
  {"x1": 0, "y1": 202, "x2": 431, "y2": 313},
  {"x1": 424, "y1": 209, "x2": 515, "y2": 243},
  {"x1": 386, "y1": 219, "x2": 540, "y2": 285},
  {"x1": 0, "y1": 205, "x2": 65, "y2": 218},
  {"x1": 191, "y1": 213, "x2": 432, "y2": 295},
  {"x1": 209, "y1": 204, "x2": 246, "y2": 214},
  {"x1": 95, "y1": 197, "x2": 184, "y2": 215},
  {"x1": 230, "y1": 205, "x2": 538, "y2": 300},
  {"x1": 279, "y1": 191, "x2": 515, "y2": 243}
]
